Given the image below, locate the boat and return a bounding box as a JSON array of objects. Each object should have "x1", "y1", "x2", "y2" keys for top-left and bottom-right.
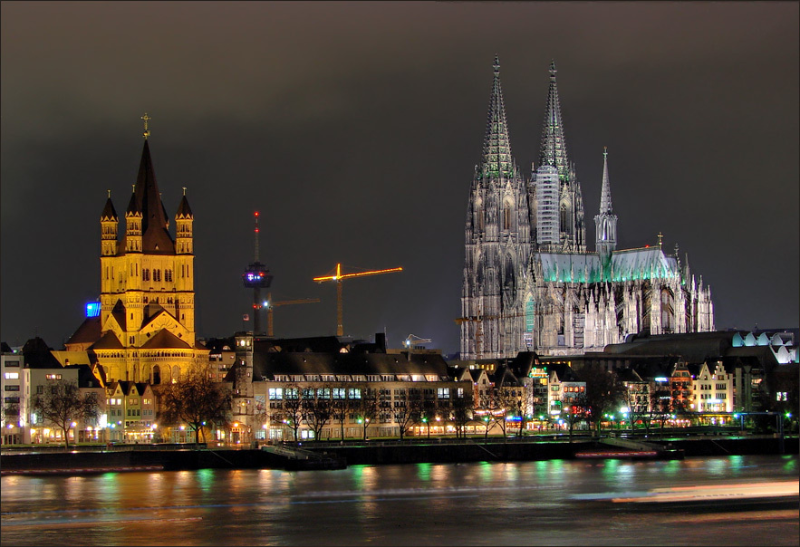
[{"x1": 573, "y1": 480, "x2": 799, "y2": 512}]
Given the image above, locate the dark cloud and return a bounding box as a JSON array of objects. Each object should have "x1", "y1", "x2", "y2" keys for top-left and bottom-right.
[{"x1": 2, "y1": 2, "x2": 798, "y2": 352}]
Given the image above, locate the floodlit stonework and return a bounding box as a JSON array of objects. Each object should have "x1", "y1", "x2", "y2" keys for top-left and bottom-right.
[{"x1": 461, "y1": 59, "x2": 714, "y2": 359}]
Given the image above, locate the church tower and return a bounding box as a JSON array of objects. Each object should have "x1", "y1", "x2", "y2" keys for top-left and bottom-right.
[
  {"x1": 461, "y1": 57, "x2": 531, "y2": 359},
  {"x1": 534, "y1": 61, "x2": 586, "y2": 252},
  {"x1": 594, "y1": 148, "x2": 617, "y2": 275},
  {"x1": 68, "y1": 115, "x2": 208, "y2": 384}
]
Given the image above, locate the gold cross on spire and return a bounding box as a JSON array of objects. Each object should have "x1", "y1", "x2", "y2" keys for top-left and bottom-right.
[
  {"x1": 182, "y1": 186, "x2": 187, "y2": 196},
  {"x1": 141, "y1": 113, "x2": 151, "y2": 139},
  {"x1": 657, "y1": 232, "x2": 664, "y2": 248}
]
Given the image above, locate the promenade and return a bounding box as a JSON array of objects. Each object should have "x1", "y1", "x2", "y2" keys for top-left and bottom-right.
[{"x1": 1, "y1": 434, "x2": 796, "y2": 475}]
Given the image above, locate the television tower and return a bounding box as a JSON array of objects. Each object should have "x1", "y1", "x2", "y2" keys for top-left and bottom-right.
[{"x1": 242, "y1": 211, "x2": 273, "y2": 334}]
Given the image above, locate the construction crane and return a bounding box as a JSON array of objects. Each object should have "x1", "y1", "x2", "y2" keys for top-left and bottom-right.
[
  {"x1": 313, "y1": 263, "x2": 402, "y2": 337},
  {"x1": 403, "y1": 334, "x2": 432, "y2": 352},
  {"x1": 264, "y1": 292, "x2": 321, "y2": 337}
]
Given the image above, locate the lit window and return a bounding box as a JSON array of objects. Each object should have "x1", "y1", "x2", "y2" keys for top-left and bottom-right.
[{"x1": 4, "y1": 372, "x2": 19, "y2": 380}]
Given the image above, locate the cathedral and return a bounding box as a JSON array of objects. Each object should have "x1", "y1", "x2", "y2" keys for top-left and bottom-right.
[
  {"x1": 65, "y1": 119, "x2": 209, "y2": 383},
  {"x1": 460, "y1": 59, "x2": 714, "y2": 359}
]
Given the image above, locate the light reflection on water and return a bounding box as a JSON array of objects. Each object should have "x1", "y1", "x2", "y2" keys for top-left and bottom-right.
[{"x1": 1, "y1": 455, "x2": 797, "y2": 546}]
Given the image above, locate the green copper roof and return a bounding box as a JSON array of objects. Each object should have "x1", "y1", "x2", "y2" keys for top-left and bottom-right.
[{"x1": 538, "y1": 248, "x2": 681, "y2": 283}]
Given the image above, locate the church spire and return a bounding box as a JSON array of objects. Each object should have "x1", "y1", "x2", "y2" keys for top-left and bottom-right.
[
  {"x1": 594, "y1": 148, "x2": 617, "y2": 274},
  {"x1": 538, "y1": 60, "x2": 570, "y2": 183},
  {"x1": 599, "y1": 146, "x2": 613, "y2": 215},
  {"x1": 480, "y1": 55, "x2": 515, "y2": 180},
  {"x1": 133, "y1": 139, "x2": 174, "y2": 253}
]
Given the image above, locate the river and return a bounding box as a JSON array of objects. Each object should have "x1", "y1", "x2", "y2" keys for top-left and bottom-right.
[{"x1": 2, "y1": 454, "x2": 797, "y2": 546}]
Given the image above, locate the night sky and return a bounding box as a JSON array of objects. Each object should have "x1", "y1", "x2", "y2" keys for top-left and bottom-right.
[{"x1": 2, "y1": 2, "x2": 798, "y2": 355}]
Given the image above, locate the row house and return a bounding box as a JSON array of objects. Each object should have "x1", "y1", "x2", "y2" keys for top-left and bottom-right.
[
  {"x1": 691, "y1": 361, "x2": 734, "y2": 413},
  {"x1": 1, "y1": 343, "x2": 23, "y2": 444},
  {"x1": 617, "y1": 368, "x2": 650, "y2": 414},
  {"x1": 547, "y1": 365, "x2": 586, "y2": 418},
  {"x1": 106, "y1": 381, "x2": 157, "y2": 442}
]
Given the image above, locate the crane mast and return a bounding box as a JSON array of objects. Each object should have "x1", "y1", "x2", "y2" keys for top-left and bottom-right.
[{"x1": 313, "y1": 263, "x2": 402, "y2": 337}]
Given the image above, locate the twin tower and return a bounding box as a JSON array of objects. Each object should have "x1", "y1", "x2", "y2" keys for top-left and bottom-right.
[{"x1": 461, "y1": 58, "x2": 714, "y2": 359}]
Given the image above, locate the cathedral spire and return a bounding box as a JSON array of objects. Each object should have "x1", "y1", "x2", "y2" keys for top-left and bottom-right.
[
  {"x1": 480, "y1": 55, "x2": 515, "y2": 180},
  {"x1": 538, "y1": 60, "x2": 570, "y2": 183},
  {"x1": 599, "y1": 147, "x2": 613, "y2": 215},
  {"x1": 594, "y1": 148, "x2": 617, "y2": 273}
]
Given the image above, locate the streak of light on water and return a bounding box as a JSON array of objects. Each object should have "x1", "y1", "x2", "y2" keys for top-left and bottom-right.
[{"x1": 2, "y1": 454, "x2": 797, "y2": 546}]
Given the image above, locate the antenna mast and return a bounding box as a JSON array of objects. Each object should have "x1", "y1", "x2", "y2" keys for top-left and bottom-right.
[{"x1": 242, "y1": 210, "x2": 273, "y2": 335}]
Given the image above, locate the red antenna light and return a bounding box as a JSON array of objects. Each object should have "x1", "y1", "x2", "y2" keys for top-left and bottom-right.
[{"x1": 254, "y1": 211, "x2": 260, "y2": 261}]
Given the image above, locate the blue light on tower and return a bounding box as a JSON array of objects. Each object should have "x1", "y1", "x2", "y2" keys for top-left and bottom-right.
[{"x1": 86, "y1": 301, "x2": 101, "y2": 317}]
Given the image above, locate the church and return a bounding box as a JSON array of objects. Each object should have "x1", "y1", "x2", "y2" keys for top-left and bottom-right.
[
  {"x1": 460, "y1": 59, "x2": 714, "y2": 359},
  {"x1": 65, "y1": 117, "x2": 209, "y2": 383}
]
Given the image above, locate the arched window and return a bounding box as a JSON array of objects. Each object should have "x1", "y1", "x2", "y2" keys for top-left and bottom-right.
[
  {"x1": 503, "y1": 201, "x2": 512, "y2": 230},
  {"x1": 475, "y1": 200, "x2": 484, "y2": 232},
  {"x1": 525, "y1": 295, "x2": 535, "y2": 333},
  {"x1": 172, "y1": 365, "x2": 181, "y2": 383},
  {"x1": 142, "y1": 364, "x2": 151, "y2": 384},
  {"x1": 560, "y1": 204, "x2": 569, "y2": 234},
  {"x1": 153, "y1": 365, "x2": 161, "y2": 385}
]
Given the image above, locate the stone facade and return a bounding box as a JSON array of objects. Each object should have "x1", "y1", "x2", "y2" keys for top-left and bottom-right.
[{"x1": 461, "y1": 59, "x2": 714, "y2": 359}]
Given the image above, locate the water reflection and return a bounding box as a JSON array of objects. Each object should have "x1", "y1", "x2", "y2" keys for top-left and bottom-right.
[{"x1": 1, "y1": 455, "x2": 797, "y2": 547}]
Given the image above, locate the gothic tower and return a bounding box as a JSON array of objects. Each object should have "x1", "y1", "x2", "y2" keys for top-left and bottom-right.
[
  {"x1": 594, "y1": 148, "x2": 617, "y2": 275},
  {"x1": 461, "y1": 57, "x2": 531, "y2": 359},
  {"x1": 534, "y1": 61, "x2": 586, "y2": 252}
]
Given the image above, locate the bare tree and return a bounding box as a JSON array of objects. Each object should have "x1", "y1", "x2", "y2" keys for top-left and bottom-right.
[
  {"x1": 33, "y1": 379, "x2": 98, "y2": 449},
  {"x1": 393, "y1": 387, "x2": 424, "y2": 441},
  {"x1": 157, "y1": 364, "x2": 231, "y2": 445},
  {"x1": 353, "y1": 386, "x2": 379, "y2": 440},
  {"x1": 450, "y1": 393, "x2": 472, "y2": 439},
  {"x1": 419, "y1": 392, "x2": 436, "y2": 439},
  {"x1": 578, "y1": 367, "x2": 626, "y2": 436},
  {"x1": 332, "y1": 383, "x2": 351, "y2": 441},
  {"x1": 301, "y1": 384, "x2": 335, "y2": 441},
  {"x1": 562, "y1": 394, "x2": 588, "y2": 442},
  {"x1": 2, "y1": 402, "x2": 20, "y2": 427},
  {"x1": 488, "y1": 387, "x2": 518, "y2": 439},
  {"x1": 513, "y1": 399, "x2": 528, "y2": 437},
  {"x1": 280, "y1": 384, "x2": 304, "y2": 442}
]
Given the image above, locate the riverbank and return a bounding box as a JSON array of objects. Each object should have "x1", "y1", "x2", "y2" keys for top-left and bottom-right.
[{"x1": 1, "y1": 435, "x2": 796, "y2": 475}]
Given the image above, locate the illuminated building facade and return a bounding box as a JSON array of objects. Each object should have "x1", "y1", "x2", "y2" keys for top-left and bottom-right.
[
  {"x1": 65, "y1": 124, "x2": 209, "y2": 383},
  {"x1": 461, "y1": 59, "x2": 714, "y2": 359}
]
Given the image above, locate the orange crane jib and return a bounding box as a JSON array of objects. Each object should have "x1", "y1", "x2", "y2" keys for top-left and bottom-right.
[
  {"x1": 313, "y1": 263, "x2": 403, "y2": 336},
  {"x1": 313, "y1": 263, "x2": 403, "y2": 283}
]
